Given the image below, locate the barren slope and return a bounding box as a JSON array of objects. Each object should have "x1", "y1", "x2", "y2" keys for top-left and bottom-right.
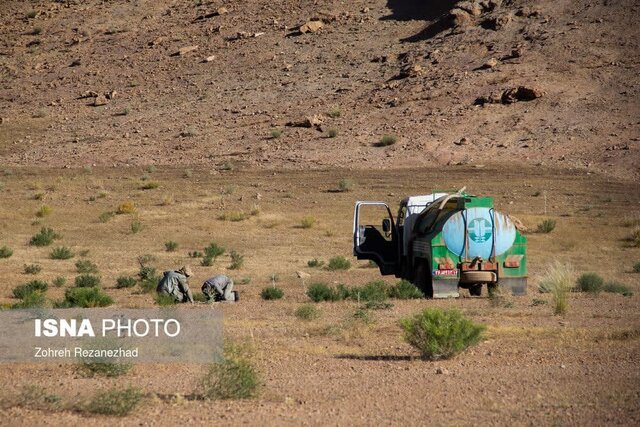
[{"x1": 0, "y1": 0, "x2": 638, "y2": 178}]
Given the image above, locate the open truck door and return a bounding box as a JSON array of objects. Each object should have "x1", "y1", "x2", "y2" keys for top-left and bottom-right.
[{"x1": 353, "y1": 201, "x2": 398, "y2": 275}]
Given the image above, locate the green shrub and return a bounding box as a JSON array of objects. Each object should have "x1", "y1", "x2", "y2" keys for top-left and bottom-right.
[
  {"x1": 29, "y1": 227, "x2": 60, "y2": 246},
  {"x1": 130, "y1": 219, "x2": 143, "y2": 233},
  {"x1": 400, "y1": 308, "x2": 485, "y2": 360},
  {"x1": 307, "y1": 258, "x2": 324, "y2": 268},
  {"x1": 61, "y1": 287, "x2": 113, "y2": 308},
  {"x1": 13, "y1": 280, "x2": 48, "y2": 299},
  {"x1": 327, "y1": 256, "x2": 351, "y2": 271},
  {"x1": 53, "y1": 276, "x2": 66, "y2": 287},
  {"x1": 350, "y1": 281, "x2": 389, "y2": 302},
  {"x1": 376, "y1": 135, "x2": 397, "y2": 147},
  {"x1": 201, "y1": 344, "x2": 260, "y2": 400},
  {"x1": 165, "y1": 241, "x2": 178, "y2": 252},
  {"x1": 193, "y1": 293, "x2": 208, "y2": 303},
  {"x1": 84, "y1": 387, "x2": 142, "y2": 416},
  {"x1": 189, "y1": 251, "x2": 203, "y2": 258},
  {"x1": 307, "y1": 282, "x2": 337, "y2": 302},
  {"x1": 50, "y1": 246, "x2": 74, "y2": 260},
  {"x1": 155, "y1": 293, "x2": 177, "y2": 306},
  {"x1": 218, "y1": 211, "x2": 248, "y2": 222},
  {"x1": 35, "y1": 205, "x2": 52, "y2": 218},
  {"x1": 295, "y1": 304, "x2": 320, "y2": 320},
  {"x1": 99, "y1": 211, "x2": 115, "y2": 223},
  {"x1": 205, "y1": 242, "x2": 225, "y2": 259},
  {"x1": 23, "y1": 264, "x2": 42, "y2": 274},
  {"x1": 16, "y1": 385, "x2": 60, "y2": 410},
  {"x1": 327, "y1": 128, "x2": 338, "y2": 138},
  {"x1": 0, "y1": 245, "x2": 13, "y2": 258},
  {"x1": 138, "y1": 262, "x2": 159, "y2": 293},
  {"x1": 537, "y1": 219, "x2": 556, "y2": 233},
  {"x1": 116, "y1": 276, "x2": 137, "y2": 289},
  {"x1": 576, "y1": 272, "x2": 604, "y2": 294},
  {"x1": 327, "y1": 106, "x2": 341, "y2": 118},
  {"x1": 75, "y1": 274, "x2": 101, "y2": 288},
  {"x1": 79, "y1": 341, "x2": 133, "y2": 377},
  {"x1": 603, "y1": 281, "x2": 633, "y2": 297},
  {"x1": 229, "y1": 251, "x2": 244, "y2": 270},
  {"x1": 261, "y1": 287, "x2": 284, "y2": 300},
  {"x1": 270, "y1": 128, "x2": 282, "y2": 139},
  {"x1": 12, "y1": 291, "x2": 48, "y2": 309},
  {"x1": 633, "y1": 262, "x2": 640, "y2": 273},
  {"x1": 76, "y1": 259, "x2": 98, "y2": 273},
  {"x1": 389, "y1": 280, "x2": 423, "y2": 299},
  {"x1": 363, "y1": 300, "x2": 393, "y2": 310},
  {"x1": 337, "y1": 178, "x2": 352, "y2": 192},
  {"x1": 531, "y1": 298, "x2": 547, "y2": 306},
  {"x1": 300, "y1": 216, "x2": 316, "y2": 229}
]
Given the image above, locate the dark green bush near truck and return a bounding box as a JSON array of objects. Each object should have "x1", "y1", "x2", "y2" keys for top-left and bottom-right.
[{"x1": 400, "y1": 308, "x2": 485, "y2": 360}]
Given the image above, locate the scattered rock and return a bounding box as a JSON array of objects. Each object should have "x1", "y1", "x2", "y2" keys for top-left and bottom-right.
[
  {"x1": 296, "y1": 271, "x2": 311, "y2": 279},
  {"x1": 482, "y1": 13, "x2": 511, "y2": 30},
  {"x1": 455, "y1": 137, "x2": 471, "y2": 146},
  {"x1": 69, "y1": 58, "x2": 81, "y2": 67},
  {"x1": 172, "y1": 45, "x2": 198, "y2": 56},
  {"x1": 398, "y1": 64, "x2": 423, "y2": 79},
  {"x1": 79, "y1": 90, "x2": 98, "y2": 99},
  {"x1": 105, "y1": 90, "x2": 117, "y2": 100},
  {"x1": 299, "y1": 20, "x2": 324, "y2": 34},
  {"x1": 217, "y1": 6, "x2": 228, "y2": 15},
  {"x1": 476, "y1": 86, "x2": 544, "y2": 105},
  {"x1": 286, "y1": 115, "x2": 323, "y2": 130},
  {"x1": 435, "y1": 367, "x2": 450, "y2": 375},
  {"x1": 93, "y1": 94, "x2": 108, "y2": 106},
  {"x1": 203, "y1": 55, "x2": 216, "y2": 63},
  {"x1": 481, "y1": 57, "x2": 499, "y2": 69},
  {"x1": 149, "y1": 36, "x2": 166, "y2": 46},
  {"x1": 501, "y1": 86, "x2": 544, "y2": 103}
]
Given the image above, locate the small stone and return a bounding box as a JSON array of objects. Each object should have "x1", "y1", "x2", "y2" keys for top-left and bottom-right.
[
  {"x1": 203, "y1": 55, "x2": 216, "y2": 63},
  {"x1": 483, "y1": 57, "x2": 499, "y2": 68},
  {"x1": 174, "y1": 45, "x2": 198, "y2": 56},
  {"x1": 455, "y1": 137, "x2": 470, "y2": 146},
  {"x1": 93, "y1": 95, "x2": 108, "y2": 106},
  {"x1": 435, "y1": 367, "x2": 449, "y2": 375},
  {"x1": 299, "y1": 20, "x2": 324, "y2": 34},
  {"x1": 217, "y1": 7, "x2": 228, "y2": 15}
]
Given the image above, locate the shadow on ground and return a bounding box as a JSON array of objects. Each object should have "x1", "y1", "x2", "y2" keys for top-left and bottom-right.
[
  {"x1": 336, "y1": 354, "x2": 416, "y2": 361},
  {"x1": 383, "y1": 0, "x2": 459, "y2": 41}
]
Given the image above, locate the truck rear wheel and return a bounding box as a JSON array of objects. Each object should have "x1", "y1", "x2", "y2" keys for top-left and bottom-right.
[
  {"x1": 469, "y1": 284, "x2": 482, "y2": 296},
  {"x1": 414, "y1": 261, "x2": 433, "y2": 298}
]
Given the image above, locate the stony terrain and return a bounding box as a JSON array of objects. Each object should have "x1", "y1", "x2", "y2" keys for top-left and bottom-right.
[
  {"x1": 0, "y1": 0, "x2": 639, "y2": 425},
  {"x1": 0, "y1": 0, "x2": 638, "y2": 177}
]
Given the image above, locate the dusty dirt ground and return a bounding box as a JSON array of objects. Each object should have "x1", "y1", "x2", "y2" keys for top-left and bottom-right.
[
  {"x1": 0, "y1": 0, "x2": 639, "y2": 424},
  {"x1": 0, "y1": 166, "x2": 638, "y2": 425}
]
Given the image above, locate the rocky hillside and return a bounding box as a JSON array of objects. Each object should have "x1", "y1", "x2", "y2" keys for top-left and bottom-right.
[{"x1": 0, "y1": 0, "x2": 638, "y2": 178}]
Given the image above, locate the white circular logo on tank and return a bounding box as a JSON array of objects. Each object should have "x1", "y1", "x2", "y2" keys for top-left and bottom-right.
[{"x1": 442, "y1": 208, "x2": 516, "y2": 259}]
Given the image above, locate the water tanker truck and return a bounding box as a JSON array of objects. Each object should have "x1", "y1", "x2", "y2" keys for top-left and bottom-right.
[{"x1": 352, "y1": 188, "x2": 527, "y2": 298}]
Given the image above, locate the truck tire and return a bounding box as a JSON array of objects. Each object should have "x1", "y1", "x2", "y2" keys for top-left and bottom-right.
[
  {"x1": 414, "y1": 260, "x2": 433, "y2": 298},
  {"x1": 469, "y1": 284, "x2": 482, "y2": 296}
]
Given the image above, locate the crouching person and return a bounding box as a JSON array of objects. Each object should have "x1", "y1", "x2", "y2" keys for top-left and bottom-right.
[
  {"x1": 156, "y1": 266, "x2": 195, "y2": 303},
  {"x1": 202, "y1": 274, "x2": 238, "y2": 302}
]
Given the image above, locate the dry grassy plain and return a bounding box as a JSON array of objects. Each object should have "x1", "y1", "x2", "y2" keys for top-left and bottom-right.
[{"x1": 0, "y1": 165, "x2": 639, "y2": 425}]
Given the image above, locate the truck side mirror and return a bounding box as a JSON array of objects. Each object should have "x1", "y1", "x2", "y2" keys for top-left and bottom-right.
[{"x1": 382, "y1": 218, "x2": 391, "y2": 233}]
